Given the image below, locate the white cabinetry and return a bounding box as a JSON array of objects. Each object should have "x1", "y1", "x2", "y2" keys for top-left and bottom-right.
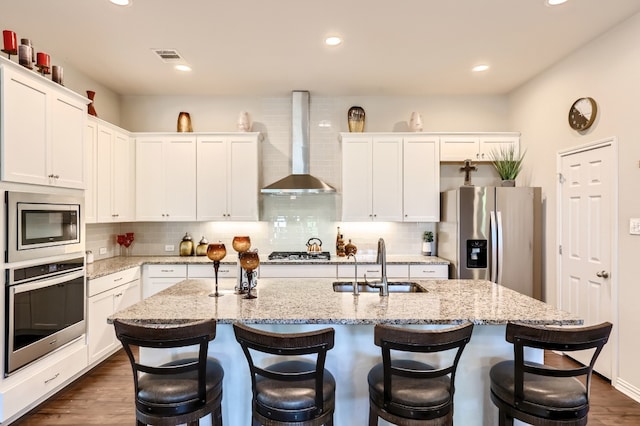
[
  {"x1": 0, "y1": 59, "x2": 87, "y2": 188},
  {"x1": 341, "y1": 134, "x2": 403, "y2": 221},
  {"x1": 143, "y1": 264, "x2": 187, "y2": 298},
  {"x1": 188, "y1": 263, "x2": 237, "y2": 279},
  {"x1": 409, "y1": 264, "x2": 448, "y2": 279},
  {"x1": 87, "y1": 267, "x2": 140, "y2": 366},
  {"x1": 136, "y1": 135, "x2": 196, "y2": 221},
  {"x1": 259, "y1": 264, "x2": 337, "y2": 278},
  {"x1": 440, "y1": 133, "x2": 519, "y2": 162},
  {"x1": 403, "y1": 135, "x2": 440, "y2": 222},
  {"x1": 85, "y1": 120, "x2": 98, "y2": 223},
  {"x1": 0, "y1": 340, "x2": 87, "y2": 423},
  {"x1": 89, "y1": 118, "x2": 134, "y2": 223},
  {"x1": 337, "y1": 264, "x2": 409, "y2": 280},
  {"x1": 341, "y1": 133, "x2": 440, "y2": 222},
  {"x1": 196, "y1": 133, "x2": 260, "y2": 221}
]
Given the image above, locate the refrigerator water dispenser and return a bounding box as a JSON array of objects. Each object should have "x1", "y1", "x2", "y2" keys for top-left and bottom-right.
[{"x1": 466, "y1": 240, "x2": 487, "y2": 268}]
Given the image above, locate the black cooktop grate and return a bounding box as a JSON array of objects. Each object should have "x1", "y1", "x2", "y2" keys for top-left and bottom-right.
[{"x1": 268, "y1": 251, "x2": 331, "y2": 260}]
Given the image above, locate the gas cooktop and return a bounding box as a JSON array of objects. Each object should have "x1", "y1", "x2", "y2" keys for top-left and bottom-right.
[{"x1": 268, "y1": 251, "x2": 331, "y2": 261}]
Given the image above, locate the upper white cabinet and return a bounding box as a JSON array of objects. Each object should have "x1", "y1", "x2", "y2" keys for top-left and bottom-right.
[
  {"x1": 136, "y1": 134, "x2": 197, "y2": 221},
  {"x1": 87, "y1": 118, "x2": 135, "y2": 223},
  {"x1": 341, "y1": 134, "x2": 404, "y2": 221},
  {"x1": 341, "y1": 133, "x2": 440, "y2": 222},
  {"x1": 440, "y1": 133, "x2": 519, "y2": 162},
  {"x1": 403, "y1": 135, "x2": 440, "y2": 222},
  {"x1": 196, "y1": 133, "x2": 260, "y2": 221},
  {"x1": 0, "y1": 60, "x2": 88, "y2": 188}
]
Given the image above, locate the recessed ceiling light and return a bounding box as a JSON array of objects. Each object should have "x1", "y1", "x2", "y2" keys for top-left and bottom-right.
[
  {"x1": 325, "y1": 36, "x2": 342, "y2": 46},
  {"x1": 472, "y1": 64, "x2": 490, "y2": 72},
  {"x1": 546, "y1": 0, "x2": 568, "y2": 6},
  {"x1": 175, "y1": 64, "x2": 192, "y2": 72},
  {"x1": 110, "y1": 0, "x2": 132, "y2": 6}
]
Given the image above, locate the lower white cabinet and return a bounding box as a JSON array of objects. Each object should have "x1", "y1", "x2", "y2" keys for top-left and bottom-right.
[
  {"x1": 143, "y1": 264, "x2": 187, "y2": 298},
  {"x1": 0, "y1": 340, "x2": 87, "y2": 423},
  {"x1": 188, "y1": 263, "x2": 237, "y2": 279},
  {"x1": 337, "y1": 264, "x2": 409, "y2": 280},
  {"x1": 259, "y1": 264, "x2": 337, "y2": 278},
  {"x1": 409, "y1": 264, "x2": 449, "y2": 279},
  {"x1": 87, "y1": 267, "x2": 140, "y2": 366}
]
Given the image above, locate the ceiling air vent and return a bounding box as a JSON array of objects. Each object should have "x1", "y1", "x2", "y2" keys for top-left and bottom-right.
[{"x1": 151, "y1": 48, "x2": 183, "y2": 63}]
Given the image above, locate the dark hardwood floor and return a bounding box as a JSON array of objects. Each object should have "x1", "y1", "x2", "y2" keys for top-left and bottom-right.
[{"x1": 11, "y1": 350, "x2": 640, "y2": 425}]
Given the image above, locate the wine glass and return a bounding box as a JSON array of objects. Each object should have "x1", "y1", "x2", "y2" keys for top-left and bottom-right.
[
  {"x1": 207, "y1": 243, "x2": 227, "y2": 297},
  {"x1": 232, "y1": 236, "x2": 251, "y2": 253},
  {"x1": 239, "y1": 250, "x2": 260, "y2": 299},
  {"x1": 232, "y1": 236, "x2": 251, "y2": 293}
]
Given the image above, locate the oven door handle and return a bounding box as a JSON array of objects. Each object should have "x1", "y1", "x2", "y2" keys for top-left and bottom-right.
[{"x1": 11, "y1": 269, "x2": 85, "y2": 294}]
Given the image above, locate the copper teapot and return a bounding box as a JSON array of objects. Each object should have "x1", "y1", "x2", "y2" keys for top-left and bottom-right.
[{"x1": 306, "y1": 237, "x2": 323, "y2": 254}]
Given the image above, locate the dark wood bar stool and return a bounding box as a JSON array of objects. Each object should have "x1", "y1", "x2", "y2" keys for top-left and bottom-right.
[
  {"x1": 113, "y1": 318, "x2": 224, "y2": 426},
  {"x1": 233, "y1": 323, "x2": 336, "y2": 426},
  {"x1": 490, "y1": 321, "x2": 613, "y2": 426},
  {"x1": 367, "y1": 322, "x2": 474, "y2": 426}
]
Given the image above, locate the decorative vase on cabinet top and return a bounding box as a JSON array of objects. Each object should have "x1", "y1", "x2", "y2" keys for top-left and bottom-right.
[
  {"x1": 409, "y1": 112, "x2": 423, "y2": 132},
  {"x1": 177, "y1": 111, "x2": 193, "y2": 132},
  {"x1": 237, "y1": 111, "x2": 252, "y2": 132},
  {"x1": 87, "y1": 90, "x2": 97, "y2": 117},
  {"x1": 348, "y1": 106, "x2": 365, "y2": 132}
]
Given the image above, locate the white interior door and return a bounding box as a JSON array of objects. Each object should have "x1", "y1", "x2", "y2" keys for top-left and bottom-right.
[{"x1": 559, "y1": 140, "x2": 615, "y2": 379}]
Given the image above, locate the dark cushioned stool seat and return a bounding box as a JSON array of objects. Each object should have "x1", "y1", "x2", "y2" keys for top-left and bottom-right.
[
  {"x1": 114, "y1": 318, "x2": 224, "y2": 426},
  {"x1": 368, "y1": 359, "x2": 451, "y2": 411},
  {"x1": 233, "y1": 322, "x2": 336, "y2": 426},
  {"x1": 490, "y1": 360, "x2": 587, "y2": 410},
  {"x1": 255, "y1": 360, "x2": 335, "y2": 413},
  {"x1": 489, "y1": 321, "x2": 612, "y2": 426},
  {"x1": 367, "y1": 322, "x2": 474, "y2": 426},
  {"x1": 138, "y1": 358, "x2": 224, "y2": 407}
]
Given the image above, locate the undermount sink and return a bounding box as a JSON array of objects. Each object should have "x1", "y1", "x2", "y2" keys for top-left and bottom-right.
[{"x1": 332, "y1": 281, "x2": 426, "y2": 293}]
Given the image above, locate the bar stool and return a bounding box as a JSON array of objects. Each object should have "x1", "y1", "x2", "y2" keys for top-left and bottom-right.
[
  {"x1": 490, "y1": 321, "x2": 613, "y2": 426},
  {"x1": 113, "y1": 318, "x2": 224, "y2": 426},
  {"x1": 367, "y1": 322, "x2": 474, "y2": 426},
  {"x1": 233, "y1": 323, "x2": 336, "y2": 426}
]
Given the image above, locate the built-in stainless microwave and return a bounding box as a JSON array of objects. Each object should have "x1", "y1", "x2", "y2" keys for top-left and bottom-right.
[{"x1": 6, "y1": 191, "x2": 83, "y2": 263}]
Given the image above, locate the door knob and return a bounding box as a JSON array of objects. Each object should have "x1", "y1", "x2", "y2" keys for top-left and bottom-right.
[{"x1": 596, "y1": 270, "x2": 609, "y2": 278}]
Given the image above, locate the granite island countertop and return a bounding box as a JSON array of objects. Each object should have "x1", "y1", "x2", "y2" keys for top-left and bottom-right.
[
  {"x1": 108, "y1": 277, "x2": 580, "y2": 326},
  {"x1": 87, "y1": 254, "x2": 450, "y2": 280}
]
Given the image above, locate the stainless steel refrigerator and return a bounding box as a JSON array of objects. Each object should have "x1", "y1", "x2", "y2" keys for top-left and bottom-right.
[{"x1": 438, "y1": 186, "x2": 542, "y2": 299}]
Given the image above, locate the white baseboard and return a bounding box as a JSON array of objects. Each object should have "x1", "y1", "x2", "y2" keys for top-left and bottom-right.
[{"x1": 615, "y1": 378, "x2": 640, "y2": 403}]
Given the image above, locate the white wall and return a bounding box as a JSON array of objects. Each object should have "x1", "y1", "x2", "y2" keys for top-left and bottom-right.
[{"x1": 508, "y1": 12, "x2": 640, "y2": 394}]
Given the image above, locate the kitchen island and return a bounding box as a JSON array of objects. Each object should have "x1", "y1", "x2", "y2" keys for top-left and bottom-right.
[{"x1": 109, "y1": 278, "x2": 580, "y2": 425}]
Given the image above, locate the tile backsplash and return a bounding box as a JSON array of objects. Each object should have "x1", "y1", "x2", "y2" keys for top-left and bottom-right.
[{"x1": 86, "y1": 196, "x2": 436, "y2": 261}]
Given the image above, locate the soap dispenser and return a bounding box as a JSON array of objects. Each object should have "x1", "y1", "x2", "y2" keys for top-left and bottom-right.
[{"x1": 179, "y1": 233, "x2": 194, "y2": 256}]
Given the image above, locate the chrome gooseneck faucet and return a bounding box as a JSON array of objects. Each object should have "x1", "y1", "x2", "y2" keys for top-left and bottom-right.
[
  {"x1": 368, "y1": 238, "x2": 389, "y2": 296},
  {"x1": 347, "y1": 253, "x2": 359, "y2": 296}
]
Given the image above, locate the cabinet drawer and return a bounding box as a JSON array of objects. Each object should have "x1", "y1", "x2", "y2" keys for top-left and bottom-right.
[
  {"x1": 188, "y1": 264, "x2": 237, "y2": 278},
  {"x1": 1, "y1": 342, "x2": 87, "y2": 422},
  {"x1": 259, "y1": 264, "x2": 337, "y2": 278},
  {"x1": 88, "y1": 266, "x2": 140, "y2": 297},
  {"x1": 409, "y1": 264, "x2": 448, "y2": 279},
  {"x1": 145, "y1": 264, "x2": 187, "y2": 278},
  {"x1": 337, "y1": 264, "x2": 409, "y2": 279}
]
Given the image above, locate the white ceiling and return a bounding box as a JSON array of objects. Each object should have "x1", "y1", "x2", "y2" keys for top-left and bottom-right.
[{"x1": 4, "y1": 0, "x2": 640, "y2": 97}]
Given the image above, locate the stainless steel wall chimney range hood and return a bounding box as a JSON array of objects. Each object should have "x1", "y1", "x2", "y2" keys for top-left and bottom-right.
[{"x1": 261, "y1": 91, "x2": 336, "y2": 194}]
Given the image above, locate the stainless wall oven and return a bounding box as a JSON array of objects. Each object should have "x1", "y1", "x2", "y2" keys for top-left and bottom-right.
[
  {"x1": 5, "y1": 191, "x2": 82, "y2": 263},
  {"x1": 5, "y1": 254, "x2": 85, "y2": 375}
]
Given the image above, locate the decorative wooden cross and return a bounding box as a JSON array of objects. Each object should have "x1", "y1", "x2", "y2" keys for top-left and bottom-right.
[{"x1": 460, "y1": 159, "x2": 477, "y2": 186}]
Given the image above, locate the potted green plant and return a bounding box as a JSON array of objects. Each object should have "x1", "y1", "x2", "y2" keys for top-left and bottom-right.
[
  {"x1": 422, "y1": 231, "x2": 434, "y2": 256},
  {"x1": 489, "y1": 146, "x2": 526, "y2": 186}
]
